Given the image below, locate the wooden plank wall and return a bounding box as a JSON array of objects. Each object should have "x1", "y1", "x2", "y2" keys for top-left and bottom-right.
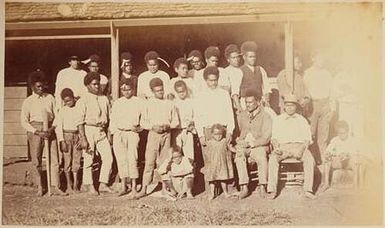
[{"x1": 4, "y1": 86, "x2": 28, "y2": 158}]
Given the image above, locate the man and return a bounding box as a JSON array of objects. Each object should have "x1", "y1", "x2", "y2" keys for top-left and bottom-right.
[
  {"x1": 77, "y1": 72, "x2": 114, "y2": 195},
  {"x1": 276, "y1": 53, "x2": 310, "y2": 115},
  {"x1": 120, "y1": 51, "x2": 138, "y2": 95},
  {"x1": 55, "y1": 55, "x2": 87, "y2": 107},
  {"x1": 223, "y1": 44, "x2": 244, "y2": 112},
  {"x1": 83, "y1": 54, "x2": 109, "y2": 96},
  {"x1": 267, "y1": 94, "x2": 316, "y2": 199},
  {"x1": 137, "y1": 51, "x2": 171, "y2": 99},
  {"x1": 233, "y1": 89, "x2": 272, "y2": 199},
  {"x1": 193, "y1": 46, "x2": 231, "y2": 94},
  {"x1": 21, "y1": 70, "x2": 68, "y2": 196},
  {"x1": 187, "y1": 50, "x2": 204, "y2": 79},
  {"x1": 303, "y1": 50, "x2": 336, "y2": 165},
  {"x1": 239, "y1": 41, "x2": 272, "y2": 109}
]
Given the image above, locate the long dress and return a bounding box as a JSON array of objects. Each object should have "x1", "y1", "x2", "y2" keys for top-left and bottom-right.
[{"x1": 204, "y1": 138, "x2": 234, "y2": 182}]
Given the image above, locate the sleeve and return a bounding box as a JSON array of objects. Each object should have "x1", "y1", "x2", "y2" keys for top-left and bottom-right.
[
  {"x1": 54, "y1": 72, "x2": 63, "y2": 108},
  {"x1": 53, "y1": 110, "x2": 64, "y2": 142},
  {"x1": 20, "y1": 98, "x2": 37, "y2": 133},
  {"x1": 162, "y1": 73, "x2": 172, "y2": 96},
  {"x1": 301, "y1": 117, "x2": 312, "y2": 143},
  {"x1": 169, "y1": 102, "x2": 180, "y2": 129},
  {"x1": 224, "y1": 93, "x2": 235, "y2": 135},
  {"x1": 271, "y1": 117, "x2": 280, "y2": 142},
  {"x1": 109, "y1": 101, "x2": 118, "y2": 135},
  {"x1": 325, "y1": 137, "x2": 337, "y2": 155},
  {"x1": 219, "y1": 68, "x2": 231, "y2": 92},
  {"x1": 229, "y1": 70, "x2": 242, "y2": 97},
  {"x1": 76, "y1": 97, "x2": 87, "y2": 125},
  {"x1": 260, "y1": 67, "x2": 272, "y2": 95},
  {"x1": 136, "y1": 73, "x2": 145, "y2": 98},
  {"x1": 193, "y1": 95, "x2": 205, "y2": 137},
  {"x1": 140, "y1": 99, "x2": 151, "y2": 130},
  {"x1": 254, "y1": 113, "x2": 272, "y2": 146}
]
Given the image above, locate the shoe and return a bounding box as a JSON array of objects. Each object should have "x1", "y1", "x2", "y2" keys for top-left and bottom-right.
[
  {"x1": 98, "y1": 183, "x2": 114, "y2": 193},
  {"x1": 267, "y1": 192, "x2": 277, "y2": 200},
  {"x1": 238, "y1": 187, "x2": 249, "y2": 199},
  {"x1": 258, "y1": 185, "x2": 267, "y2": 198},
  {"x1": 304, "y1": 191, "x2": 317, "y2": 199}
]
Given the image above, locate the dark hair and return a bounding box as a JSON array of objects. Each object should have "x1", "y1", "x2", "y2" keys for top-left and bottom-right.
[
  {"x1": 60, "y1": 88, "x2": 74, "y2": 100},
  {"x1": 174, "y1": 80, "x2": 187, "y2": 91},
  {"x1": 244, "y1": 89, "x2": 262, "y2": 101},
  {"x1": 28, "y1": 70, "x2": 46, "y2": 86},
  {"x1": 119, "y1": 77, "x2": 134, "y2": 88},
  {"x1": 335, "y1": 120, "x2": 349, "y2": 132},
  {"x1": 149, "y1": 77, "x2": 163, "y2": 89},
  {"x1": 203, "y1": 66, "x2": 219, "y2": 80},
  {"x1": 173, "y1": 57, "x2": 189, "y2": 69},
  {"x1": 83, "y1": 72, "x2": 101, "y2": 86},
  {"x1": 211, "y1": 124, "x2": 226, "y2": 135}
]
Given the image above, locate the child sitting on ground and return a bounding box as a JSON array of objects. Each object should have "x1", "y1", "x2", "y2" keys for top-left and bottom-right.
[{"x1": 319, "y1": 121, "x2": 366, "y2": 192}]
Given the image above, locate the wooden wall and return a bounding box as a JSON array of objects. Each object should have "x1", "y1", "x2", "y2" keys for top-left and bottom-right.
[{"x1": 4, "y1": 86, "x2": 28, "y2": 158}]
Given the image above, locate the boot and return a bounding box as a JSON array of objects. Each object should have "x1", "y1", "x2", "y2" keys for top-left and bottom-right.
[
  {"x1": 73, "y1": 172, "x2": 80, "y2": 193},
  {"x1": 65, "y1": 172, "x2": 74, "y2": 194}
]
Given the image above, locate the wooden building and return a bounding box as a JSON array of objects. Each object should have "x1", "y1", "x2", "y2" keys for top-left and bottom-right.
[{"x1": 4, "y1": 2, "x2": 382, "y2": 158}]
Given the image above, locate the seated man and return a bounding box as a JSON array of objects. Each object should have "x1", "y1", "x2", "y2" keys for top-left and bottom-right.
[
  {"x1": 319, "y1": 121, "x2": 366, "y2": 192},
  {"x1": 232, "y1": 89, "x2": 272, "y2": 199},
  {"x1": 267, "y1": 94, "x2": 317, "y2": 199}
]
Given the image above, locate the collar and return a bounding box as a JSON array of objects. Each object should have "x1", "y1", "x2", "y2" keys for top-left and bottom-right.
[
  {"x1": 32, "y1": 92, "x2": 46, "y2": 98},
  {"x1": 248, "y1": 106, "x2": 262, "y2": 120}
]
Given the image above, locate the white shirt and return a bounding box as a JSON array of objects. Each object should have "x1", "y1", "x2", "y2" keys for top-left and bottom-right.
[
  {"x1": 272, "y1": 113, "x2": 312, "y2": 144},
  {"x1": 304, "y1": 66, "x2": 333, "y2": 100},
  {"x1": 20, "y1": 92, "x2": 56, "y2": 133},
  {"x1": 170, "y1": 157, "x2": 193, "y2": 177},
  {"x1": 170, "y1": 76, "x2": 195, "y2": 98},
  {"x1": 194, "y1": 87, "x2": 234, "y2": 137},
  {"x1": 100, "y1": 74, "x2": 108, "y2": 85},
  {"x1": 55, "y1": 67, "x2": 87, "y2": 105},
  {"x1": 54, "y1": 105, "x2": 82, "y2": 141},
  {"x1": 137, "y1": 70, "x2": 171, "y2": 99},
  {"x1": 224, "y1": 65, "x2": 243, "y2": 97},
  {"x1": 326, "y1": 136, "x2": 360, "y2": 156},
  {"x1": 109, "y1": 96, "x2": 145, "y2": 135},
  {"x1": 193, "y1": 67, "x2": 230, "y2": 94},
  {"x1": 174, "y1": 97, "x2": 194, "y2": 129},
  {"x1": 77, "y1": 92, "x2": 110, "y2": 126},
  {"x1": 141, "y1": 97, "x2": 179, "y2": 129}
]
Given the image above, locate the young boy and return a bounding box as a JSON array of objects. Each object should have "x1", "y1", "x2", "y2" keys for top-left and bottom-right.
[
  {"x1": 319, "y1": 121, "x2": 365, "y2": 192},
  {"x1": 21, "y1": 70, "x2": 67, "y2": 196},
  {"x1": 77, "y1": 72, "x2": 113, "y2": 195},
  {"x1": 54, "y1": 88, "x2": 83, "y2": 194},
  {"x1": 159, "y1": 149, "x2": 194, "y2": 199},
  {"x1": 173, "y1": 80, "x2": 196, "y2": 161},
  {"x1": 120, "y1": 52, "x2": 138, "y2": 95},
  {"x1": 170, "y1": 57, "x2": 195, "y2": 98},
  {"x1": 83, "y1": 54, "x2": 109, "y2": 96},
  {"x1": 187, "y1": 50, "x2": 204, "y2": 79},
  {"x1": 136, "y1": 78, "x2": 179, "y2": 198},
  {"x1": 137, "y1": 51, "x2": 171, "y2": 99},
  {"x1": 109, "y1": 78, "x2": 144, "y2": 198}
]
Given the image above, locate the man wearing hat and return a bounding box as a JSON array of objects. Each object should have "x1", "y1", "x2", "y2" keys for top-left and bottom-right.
[
  {"x1": 137, "y1": 51, "x2": 171, "y2": 99},
  {"x1": 55, "y1": 55, "x2": 87, "y2": 107},
  {"x1": 267, "y1": 94, "x2": 316, "y2": 199},
  {"x1": 232, "y1": 89, "x2": 272, "y2": 199},
  {"x1": 21, "y1": 70, "x2": 68, "y2": 196},
  {"x1": 223, "y1": 44, "x2": 244, "y2": 112},
  {"x1": 83, "y1": 54, "x2": 109, "y2": 96},
  {"x1": 239, "y1": 41, "x2": 272, "y2": 109},
  {"x1": 77, "y1": 72, "x2": 114, "y2": 195},
  {"x1": 120, "y1": 52, "x2": 138, "y2": 95},
  {"x1": 193, "y1": 46, "x2": 231, "y2": 94},
  {"x1": 187, "y1": 50, "x2": 204, "y2": 79}
]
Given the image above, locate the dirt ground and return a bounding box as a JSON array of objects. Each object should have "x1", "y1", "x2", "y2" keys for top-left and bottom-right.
[{"x1": 2, "y1": 158, "x2": 383, "y2": 226}]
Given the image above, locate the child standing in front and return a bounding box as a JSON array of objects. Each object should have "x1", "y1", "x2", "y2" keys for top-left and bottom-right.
[{"x1": 205, "y1": 124, "x2": 234, "y2": 200}]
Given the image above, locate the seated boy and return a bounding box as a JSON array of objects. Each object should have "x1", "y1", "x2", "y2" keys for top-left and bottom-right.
[{"x1": 319, "y1": 121, "x2": 365, "y2": 192}]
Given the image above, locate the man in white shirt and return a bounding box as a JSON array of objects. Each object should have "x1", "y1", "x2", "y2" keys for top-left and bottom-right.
[
  {"x1": 267, "y1": 94, "x2": 316, "y2": 199},
  {"x1": 83, "y1": 54, "x2": 109, "y2": 96},
  {"x1": 223, "y1": 44, "x2": 243, "y2": 112},
  {"x1": 303, "y1": 50, "x2": 336, "y2": 164},
  {"x1": 137, "y1": 51, "x2": 171, "y2": 99},
  {"x1": 55, "y1": 55, "x2": 87, "y2": 107}
]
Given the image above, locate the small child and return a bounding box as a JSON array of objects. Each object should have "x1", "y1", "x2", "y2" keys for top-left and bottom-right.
[
  {"x1": 110, "y1": 78, "x2": 144, "y2": 198},
  {"x1": 205, "y1": 124, "x2": 234, "y2": 200},
  {"x1": 170, "y1": 58, "x2": 195, "y2": 98},
  {"x1": 173, "y1": 80, "x2": 196, "y2": 161},
  {"x1": 159, "y1": 149, "x2": 194, "y2": 200},
  {"x1": 54, "y1": 88, "x2": 83, "y2": 194},
  {"x1": 319, "y1": 121, "x2": 365, "y2": 192}
]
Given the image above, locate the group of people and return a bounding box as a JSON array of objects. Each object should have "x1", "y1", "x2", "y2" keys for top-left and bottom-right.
[{"x1": 21, "y1": 40, "x2": 367, "y2": 201}]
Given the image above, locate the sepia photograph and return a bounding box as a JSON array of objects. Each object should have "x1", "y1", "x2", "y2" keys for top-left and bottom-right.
[{"x1": 1, "y1": 0, "x2": 384, "y2": 226}]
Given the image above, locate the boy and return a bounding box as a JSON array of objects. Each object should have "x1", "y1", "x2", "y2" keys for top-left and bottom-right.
[
  {"x1": 110, "y1": 78, "x2": 144, "y2": 198},
  {"x1": 173, "y1": 80, "x2": 196, "y2": 161},
  {"x1": 136, "y1": 78, "x2": 179, "y2": 198},
  {"x1": 187, "y1": 50, "x2": 204, "y2": 79},
  {"x1": 137, "y1": 51, "x2": 171, "y2": 99},
  {"x1": 83, "y1": 54, "x2": 109, "y2": 96},
  {"x1": 319, "y1": 121, "x2": 365, "y2": 192},
  {"x1": 77, "y1": 72, "x2": 113, "y2": 195},
  {"x1": 159, "y1": 149, "x2": 194, "y2": 199},
  {"x1": 120, "y1": 52, "x2": 138, "y2": 95},
  {"x1": 21, "y1": 70, "x2": 67, "y2": 196},
  {"x1": 170, "y1": 57, "x2": 195, "y2": 98},
  {"x1": 54, "y1": 88, "x2": 83, "y2": 194}
]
